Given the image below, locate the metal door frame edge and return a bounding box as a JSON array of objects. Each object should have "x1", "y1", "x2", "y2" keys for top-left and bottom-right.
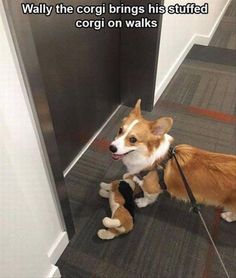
[{"x1": 2, "y1": 0, "x2": 75, "y2": 239}]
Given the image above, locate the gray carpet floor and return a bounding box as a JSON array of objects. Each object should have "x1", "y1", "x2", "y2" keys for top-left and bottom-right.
[{"x1": 57, "y1": 1, "x2": 236, "y2": 277}]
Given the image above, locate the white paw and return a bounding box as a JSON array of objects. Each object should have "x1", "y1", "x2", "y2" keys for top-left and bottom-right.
[
  {"x1": 133, "y1": 176, "x2": 143, "y2": 186},
  {"x1": 99, "y1": 189, "x2": 109, "y2": 198},
  {"x1": 221, "y1": 212, "x2": 236, "y2": 222},
  {"x1": 135, "y1": 197, "x2": 149, "y2": 208},
  {"x1": 97, "y1": 229, "x2": 115, "y2": 240},
  {"x1": 102, "y1": 217, "x2": 120, "y2": 228},
  {"x1": 100, "y1": 182, "x2": 111, "y2": 190}
]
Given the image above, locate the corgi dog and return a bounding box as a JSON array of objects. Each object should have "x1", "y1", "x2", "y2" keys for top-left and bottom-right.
[
  {"x1": 109, "y1": 99, "x2": 236, "y2": 222},
  {"x1": 97, "y1": 179, "x2": 136, "y2": 240}
]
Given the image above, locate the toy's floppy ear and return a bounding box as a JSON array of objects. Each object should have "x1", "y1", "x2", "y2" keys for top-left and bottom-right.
[
  {"x1": 150, "y1": 117, "x2": 173, "y2": 136},
  {"x1": 131, "y1": 99, "x2": 142, "y2": 117}
]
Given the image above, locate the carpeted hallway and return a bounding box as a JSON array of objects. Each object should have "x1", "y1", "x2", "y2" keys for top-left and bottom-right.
[{"x1": 57, "y1": 2, "x2": 236, "y2": 277}]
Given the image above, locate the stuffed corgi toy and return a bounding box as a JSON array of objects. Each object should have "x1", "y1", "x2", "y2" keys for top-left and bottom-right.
[{"x1": 97, "y1": 179, "x2": 136, "y2": 240}]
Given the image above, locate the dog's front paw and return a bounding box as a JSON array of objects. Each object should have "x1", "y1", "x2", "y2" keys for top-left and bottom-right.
[
  {"x1": 221, "y1": 212, "x2": 236, "y2": 222},
  {"x1": 135, "y1": 197, "x2": 149, "y2": 208},
  {"x1": 97, "y1": 229, "x2": 116, "y2": 240}
]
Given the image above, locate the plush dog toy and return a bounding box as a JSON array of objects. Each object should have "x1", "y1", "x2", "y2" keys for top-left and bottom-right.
[{"x1": 97, "y1": 179, "x2": 136, "y2": 240}]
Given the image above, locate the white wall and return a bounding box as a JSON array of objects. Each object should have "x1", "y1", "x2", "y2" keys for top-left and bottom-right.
[
  {"x1": 154, "y1": 0, "x2": 231, "y2": 103},
  {"x1": 0, "y1": 2, "x2": 68, "y2": 277}
]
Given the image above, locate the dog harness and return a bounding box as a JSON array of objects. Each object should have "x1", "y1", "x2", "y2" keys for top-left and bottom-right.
[{"x1": 135, "y1": 145, "x2": 175, "y2": 192}]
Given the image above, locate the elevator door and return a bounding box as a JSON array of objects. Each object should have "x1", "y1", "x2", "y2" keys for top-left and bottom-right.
[
  {"x1": 8, "y1": 0, "x2": 120, "y2": 170},
  {"x1": 32, "y1": 1, "x2": 120, "y2": 169}
]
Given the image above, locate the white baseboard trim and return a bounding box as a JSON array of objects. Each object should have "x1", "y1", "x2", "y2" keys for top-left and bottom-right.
[
  {"x1": 200, "y1": 0, "x2": 232, "y2": 43},
  {"x1": 154, "y1": 34, "x2": 197, "y2": 103},
  {"x1": 63, "y1": 104, "x2": 121, "y2": 177},
  {"x1": 154, "y1": 0, "x2": 232, "y2": 105},
  {"x1": 47, "y1": 265, "x2": 61, "y2": 278},
  {"x1": 48, "y1": 231, "x2": 69, "y2": 265}
]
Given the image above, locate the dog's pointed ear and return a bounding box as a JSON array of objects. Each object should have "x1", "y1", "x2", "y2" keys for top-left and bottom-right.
[
  {"x1": 131, "y1": 99, "x2": 142, "y2": 117},
  {"x1": 150, "y1": 117, "x2": 173, "y2": 136}
]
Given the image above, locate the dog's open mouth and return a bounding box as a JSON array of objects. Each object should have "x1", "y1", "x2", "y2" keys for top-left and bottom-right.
[{"x1": 112, "y1": 150, "x2": 134, "y2": 160}]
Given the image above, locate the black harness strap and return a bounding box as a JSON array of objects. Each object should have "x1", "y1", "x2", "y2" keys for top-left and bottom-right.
[
  {"x1": 156, "y1": 166, "x2": 167, "y2": 191},
  {"x1": 135, "y1": 170, "x2": 150, "y2": 181},
  {"x1": 136, "y1": 167, "x2": 167, "y2": 191},
  {"x1": 136, "y1": 146, "x2": 174, "y2": 191}
]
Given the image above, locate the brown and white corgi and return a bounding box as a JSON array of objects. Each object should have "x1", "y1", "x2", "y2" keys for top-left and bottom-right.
[
  {"x1": 97, "y1": 179, "x2": 136, "y2": 240},
  {"x1": 109, "y1": 100, "x2": 236, "y2": 222}
]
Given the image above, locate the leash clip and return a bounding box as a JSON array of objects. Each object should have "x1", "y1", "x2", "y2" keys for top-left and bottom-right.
[
  {"x1": 189, "y1": 205, "x2": 200, "y2": 214},
  {"x1": 169, "y1": 145, "x2": 176, "y2": 157},
  {"x1": 172, "y1": 146, "x2": 176, "y2": 155}
]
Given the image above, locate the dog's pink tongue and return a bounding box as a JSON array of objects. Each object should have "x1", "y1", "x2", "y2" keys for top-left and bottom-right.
[{"x1": 112, "y1": 153, "x2": 124, "y2": 160}]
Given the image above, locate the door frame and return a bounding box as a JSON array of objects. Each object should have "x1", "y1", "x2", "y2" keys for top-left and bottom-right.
[{"x1": 3, "y1": 0, "x2": 75, "y2": 239}]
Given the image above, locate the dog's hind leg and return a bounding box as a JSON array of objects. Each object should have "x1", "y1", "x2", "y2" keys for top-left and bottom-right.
[
  {"x1": 221, "y1": 201, "x2": 236, "y2": 222},
  {"x1": 221, "y1": 211, "x2": 236, "y2": 222}
]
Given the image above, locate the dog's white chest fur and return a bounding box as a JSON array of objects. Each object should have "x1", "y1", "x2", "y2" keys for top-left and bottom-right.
[
  {"x1": 123, "y1": 152, "x2": 155, "y2": 174},
  {"x1": 123, "y1": 134, "x2": 172, "y2": 174}
]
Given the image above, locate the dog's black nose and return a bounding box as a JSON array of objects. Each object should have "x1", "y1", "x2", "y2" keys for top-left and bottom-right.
[{"x1": 109, "y1": 144, "x2": 117, "y2": 153}]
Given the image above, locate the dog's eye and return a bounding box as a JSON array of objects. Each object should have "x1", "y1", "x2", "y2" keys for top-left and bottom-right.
[
  {"x1": 129, "y1": 136, "x2": 137, "y2": 144},
  {"x1": 118, "y1": 127, "x2": 123, "y2": 134}
]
